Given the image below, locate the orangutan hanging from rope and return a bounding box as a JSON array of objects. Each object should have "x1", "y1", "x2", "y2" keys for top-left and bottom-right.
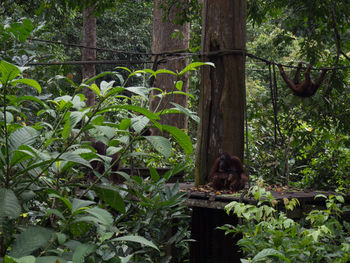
[{"x1": 278, "y1": 62, "x2": 328, "y2": 97}]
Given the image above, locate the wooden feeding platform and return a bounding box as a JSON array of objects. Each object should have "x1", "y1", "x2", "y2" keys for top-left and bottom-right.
[{"x1": 175, "y1": 182, "x2": 350, "y2": 263}]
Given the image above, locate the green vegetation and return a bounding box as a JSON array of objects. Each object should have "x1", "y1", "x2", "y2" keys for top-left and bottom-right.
[
  {"x1": 1, "y1": 0, "x2": 349, "y2": 262},
  {"x1": 0, "y1": 45, "x2": 207, "y2": 261},
  {"x1": 220, "y1": 181, "x2": 350, "y2": 262}
]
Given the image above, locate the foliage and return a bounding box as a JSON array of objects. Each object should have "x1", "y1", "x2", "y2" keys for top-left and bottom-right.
[
  {"x1": 0, "y1": 49, "x2": 208, "y2": 261},
  {"x1": 245, "y1": 18, "x2": 350, "y2": 192},
  {"x1": 220, "y1": 183, "x2": 350, "y2": 263},
  {"x1": 116, "y1": 166, "x2": 192, "y2": 262}
]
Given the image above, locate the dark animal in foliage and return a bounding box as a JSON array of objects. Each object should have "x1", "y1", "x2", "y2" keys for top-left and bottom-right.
[
  {"x1": 209, "y1": 152, "x2": 248, "y2": 191},
  {"x1": 278, "y1": 62, "x2": 328, "y2": 97},
  {"x1": 89, "y1": 140, "x2": 120, "y2": 184}
]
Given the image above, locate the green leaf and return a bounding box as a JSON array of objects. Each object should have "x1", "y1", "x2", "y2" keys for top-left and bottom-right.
[
  {"x1": 106, "y1": 146, "x2": 122, "y2": 156},
  {"x1": 145, "y1": 136, "x2": 172, "y2": 159},
  {"x1": 252, "y1": 248, "x2": 290, "y2": 263},
  {"x1": 9, "y1": 126, "x2": 39, "y2": 150},
  {"x1": 162, "y1": 125, "x2": 193, "y2": 154},
  {"x1": 91, "y1": 115, "x2": 104, "y2": 125},
  {"x1": 0, "y1": 60, "x2": 20, "y2": 83},
  {"x1": 4, "y1": 256, "x2": 35, "y2": 263},
  {"x1": 74, "y1": 207, "x2": 114, "y2": 227},
  {"x1": 0, "y1": 111, "x2": 14, "y2": 123},
  {"x1": 87, "y1": 83, "x2": 101, "y2": 96},
  {"x1": 94, "y1": 185, "x2": 126, "y2": 213},
  {"x1": 49, "y1": 193, "x2": 72, "y2": 212},
  {"x1": 72, "y1": 243, "x2": 97, "y2": 263},
  {"x1": 60, "y1": 152, "x2": 92, "y2": 168},
  {"x1": 47, "y1": 209, "x2": 66, "y2": 221},
  {"x1": 10, "y1": 145, "x2": 38, "y2": 166},
  {"x1": 111, "y1": 235, "x2": 159, "y2": 251},
  {"x1": 22, "y1": 19, "x2": 34, "y2": 32},
  {"x1": 168, "y1": 102, "x2": 199, "y2": 123},
  {"x1": 165, "y1": 91, "x2": 195, "y2": 99},
  {"x1": 119, "y1": 118, "x2": 131, "y2": 130},
  {"x1": 125, "y1": 86, "x2": 149, "y2": 98},
  {"x1": 149, "y1": 167, "x2": 160, "y2": 182},
  {"x1": 62, "y1": 118, "x2": 71, "y2": 140},
  {"x1": 100, "y1": 80, "x2": 115, "y2": 96},
  {"x1": 71, "y1": 198, "x2": 95, "y2": 213},
  {"x1": 178, "y1": 62, "x2": 215, "y2": 76},
  {"x1": 85, "y1": 207, "x2": 113, "y2": 226},
  {"x1": 131, "y1": 116, "x2": 149, "y2": 134},
  {"x1": 11, "y1": 79, "x2": 41, "y2": 94},
  {"x1": 175, "y1": 80, "x2": 183, "y2": 91},
  {"x1": 0, "y1": 188, "x2": 21, "y2": 221},
  {"x1": 154, "y1": 69, "x2": 177, "y2": 76},
  {"x1": 70, "y1": 111, "x2": 85, "y2": 129},
  {"x1": 17, "y1": 95, "x2": 45, "y2": 107},
  {"x1": 9, "y1": 226, "x2": 54, "y2": 258}
]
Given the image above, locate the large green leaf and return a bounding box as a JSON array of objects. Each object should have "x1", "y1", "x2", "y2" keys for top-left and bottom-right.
[
  {"x1": 11, "y1": 79, "x2": 41, "y2": 94},
  {"x1": 111, "y1": 235, "x2": 159, "y2": 251},
  {"x1": 9, "y1": 126, "x2": 39, "y2": 151},
  {"x1": 100, "y1": 80, "x2": 115, "y2": 96},
  {"x1": 178, "y1": 62, "x2": 215, "y2": 76},
  {"x1": 160, "y1": 102, "x2": 200, "y2": 123},
  {"x1": 69, "y1": 111, "x2": 85, "y2": 129},
  {"x1": 4, "y1": 255, "x2": 35, "y2": 263},
  {"x1": 161, "y1": 125, "x2": 193, "y2": 154},
  {"x1": 252, "y1": 248, "x2": 290, "y2": 263},
  {"x1": 94, "y1": 185, "x2": 126, "y2": 213},
  {"x1": 72, "y1": 243, "x2": 97, "y2": 263},
  {"x1": 0, "y1": 60, "x2": 20, "y2": 83},
  {"x1": 10, "y1": 145, "x2": 38, "y2": 166},
  {"x1": 0, "y1": 188, "x2": 21, "y2": 222},
  {"x1": 48, "y1": 193, "x2": 72, "y2": 212},
  {"x1": 60, "y1": 152, "x2": 92, "y2": 169},
  {"x1": 74, "y1": 207, "x2": 113, "y2": 227},
  {"x1": 125, "y1": 86, "x2": 149, "y2": 98},
  {"x1": 131, "y1": 116, "x2": 149, "y2": 134},
  {"x1": 145, "y1": 136, "x2": 172, "y2": 159},
  {"x1": 71, "y1": 198, "x2": 95, "y2": 213},
  {"x1": 9, "y1": 226, "x2": 54, "y2": 258}
]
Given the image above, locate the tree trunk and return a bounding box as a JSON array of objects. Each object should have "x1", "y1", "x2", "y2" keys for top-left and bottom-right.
[
  {"x1": 150, "y1": 0, "x2": 190, "y2": 131},
  {"x1": 195, "y1": 0, "x2": 246, "y2": 186},
  {"x1": 82, "y1": 6, "x2": 96, "y2": 107}
]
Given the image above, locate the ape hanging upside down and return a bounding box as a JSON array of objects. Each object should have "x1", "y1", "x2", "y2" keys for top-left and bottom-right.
[{"x1": 209, "y1": 152, "x2": 248, "y2": 191}]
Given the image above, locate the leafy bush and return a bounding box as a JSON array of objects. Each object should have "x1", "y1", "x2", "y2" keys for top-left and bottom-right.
[
  {"x1": 220, "y1": 183, "x2": 350, "y2": 263},
  {"x1": 0, "y1": 59, "x2": 210, "y2": 262}
]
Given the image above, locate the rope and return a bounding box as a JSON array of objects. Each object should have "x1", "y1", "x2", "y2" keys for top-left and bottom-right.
[
  {"x1": 268, "y1": 63, "x2": 284, "y2": 146},
  {"x1": 27, "y1": 38, "x2": 350, "y2": 71}
]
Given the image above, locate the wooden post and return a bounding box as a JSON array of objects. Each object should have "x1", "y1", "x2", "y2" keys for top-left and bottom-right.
[{"x1": 195, "y1": 0, "x2": 246, "y2": 186}]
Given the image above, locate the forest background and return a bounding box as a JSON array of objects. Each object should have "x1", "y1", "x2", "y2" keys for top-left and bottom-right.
[{"x1": 0, "y1": 0, "x2": 349, "y2": 262}]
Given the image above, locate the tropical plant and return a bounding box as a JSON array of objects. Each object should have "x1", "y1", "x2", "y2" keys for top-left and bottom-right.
[
  {"x1": 219, "y1": 182, "x2": 350, "y2": 263},
  {"x1": 0, "y1": 57, "x2": 210, "y2": 262}
]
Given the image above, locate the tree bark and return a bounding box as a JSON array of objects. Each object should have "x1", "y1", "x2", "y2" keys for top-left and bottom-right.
[
  {"x1": 82, "y1": 6, "x2": 96, "y2": 107},
  {"x1": 195, "y1": 0, "x2": 246, "y2": 186},
  {"x1": 150, "y1": 0, "x2": 190, "y2": 131}
]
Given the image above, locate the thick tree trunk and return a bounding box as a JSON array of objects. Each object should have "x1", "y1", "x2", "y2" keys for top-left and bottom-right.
[
  {"x1": 195, "y1": 0, "x2": 246, "y2": 186},
  {"x1": 82, "y1": 6, "x2": 96, "y2": 107},
  {"x1": 150, "y1": 0, "x2": 190, "y2": 131}
]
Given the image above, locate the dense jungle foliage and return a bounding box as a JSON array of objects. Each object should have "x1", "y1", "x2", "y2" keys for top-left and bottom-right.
[{"x1": 0, "y1": 0, "x2": 349, "y2": 262}]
